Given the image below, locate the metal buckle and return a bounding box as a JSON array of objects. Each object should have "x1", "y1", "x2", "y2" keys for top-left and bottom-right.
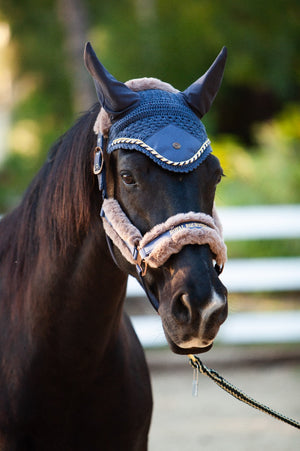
[
  {"x1": 93, "y1": 146, "x2": 104, "y2": 175},
  {"x1": 139, "y1": 260, "x2": 148, "y2": 277},
  {"x1": 134, "y1": 247, "x2": 148, "y2": 277}
]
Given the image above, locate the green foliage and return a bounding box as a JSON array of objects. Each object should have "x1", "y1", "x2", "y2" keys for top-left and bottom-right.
[
  {"x1": 0, "y1": 0, "x2": 73, "y2": 211},
  {"x1": 213, "y1": 104, "x2": 300, "y2": 259},
  {"x1": 88, "y1": 0, "x2": 300, "y2": 97},
  {"x1": 227, "y1": 238, "x2": 300, "y2": 259},
  {"x1": 0, "y1": 0, "x2": 300, "y2": 216},
  {"x1": 214, "y1": 104, "x2": 300, "y2": 206}
]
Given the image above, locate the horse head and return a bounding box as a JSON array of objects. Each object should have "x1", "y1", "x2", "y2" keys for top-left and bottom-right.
[{"x1": 84, "y1": 42, "x2": 228, "y2": 355}]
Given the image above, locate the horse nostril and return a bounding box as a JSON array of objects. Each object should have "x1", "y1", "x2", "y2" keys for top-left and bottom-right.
[
  {"x1": 205, "y1": 298, "x2": 228, "y2": 329},
  {"x1": 172, "y1": 293, "x2": 192, "y2": 324},
  {"x1": 216, "y1": 302, "x2": 228, "y2": 325}
]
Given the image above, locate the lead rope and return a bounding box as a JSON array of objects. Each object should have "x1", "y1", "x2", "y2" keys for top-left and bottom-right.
[{"x1": 188, "y1": 354, "x2": 300, "y2": 430}]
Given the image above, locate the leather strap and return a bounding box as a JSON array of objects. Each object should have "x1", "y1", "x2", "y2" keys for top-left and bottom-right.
[
  {"x1": 94, "y1": 136, "x2": 161, "y2": 311},
  {"x1": 94, "y1": 135, "x2": 226, "y2": 312}
]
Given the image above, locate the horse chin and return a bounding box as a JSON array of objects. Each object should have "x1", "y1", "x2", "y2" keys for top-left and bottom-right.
[{"x1": 164, "y1": 331, "x2": 214, "y2": 355}]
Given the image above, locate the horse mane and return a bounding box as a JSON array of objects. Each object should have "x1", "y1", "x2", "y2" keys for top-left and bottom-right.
[{"x1": 0, "y1": 103, "x2": 100, "y2": 287}]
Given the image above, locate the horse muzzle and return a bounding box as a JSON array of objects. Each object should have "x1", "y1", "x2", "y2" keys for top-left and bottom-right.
[
  {"x1": 99, "y1": 196, "x2": 228, "y2": 352},
  {"x1": 157, "y1": 246, "x2": 228, "y2": 355},
  {"x1": 161, "y1": 292, "x2": 228, "y2": 354}
]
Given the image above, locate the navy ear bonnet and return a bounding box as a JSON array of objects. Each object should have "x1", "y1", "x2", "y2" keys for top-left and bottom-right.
[
  {"x1": 106, "y1": 89, "x2": 211, "y2": 173},
  {"x1": 85, "y1": 42, "x2": 227, "y2": 174}
]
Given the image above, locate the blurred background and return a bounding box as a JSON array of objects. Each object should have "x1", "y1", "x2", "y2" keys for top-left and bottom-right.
[
  {"x1": 0, "y1": 0, "x2": 300, "y2": 213},
  {"x1": 0, "y1": 0, "x2": 299, "y2": 448}
]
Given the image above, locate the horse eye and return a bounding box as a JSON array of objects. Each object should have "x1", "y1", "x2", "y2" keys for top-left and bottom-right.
[
  {"x1": 216, "y1": 171, "x2": 225, "y2": 184},
  {"x1": 121, "y1": 171, "x2": 135, "y2": 185}
]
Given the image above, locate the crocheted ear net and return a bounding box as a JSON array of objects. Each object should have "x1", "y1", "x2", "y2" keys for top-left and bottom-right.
[{"x1": 94, "y1": 78, "x2": 212, "y2": 173}]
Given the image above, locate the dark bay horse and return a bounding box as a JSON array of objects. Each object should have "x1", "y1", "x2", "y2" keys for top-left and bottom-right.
[{"x1": 0, "y1": 43, "x2": 227, "y2": 450}]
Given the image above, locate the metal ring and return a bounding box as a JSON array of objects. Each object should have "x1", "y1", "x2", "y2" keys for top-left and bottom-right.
[{"x1": 93, "y1": 146, "x2": 104, "y2": 175}]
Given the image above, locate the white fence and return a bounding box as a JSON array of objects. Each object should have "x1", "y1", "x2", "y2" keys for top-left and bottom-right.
[
  {"x1": 127, "y1": 204, "x2": 300, "y2": 296},
  {"x1": 2, "y1": 205, "x2": 300, "y2": 345},
  {"x1": 127, "y1": 204, "x2": 300, "y2": 346}
]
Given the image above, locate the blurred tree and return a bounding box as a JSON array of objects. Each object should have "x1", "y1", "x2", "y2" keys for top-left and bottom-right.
[
  {"x1": 0, "y1": 0, "x2": 90, "y2": 210},
  {"x1": 87, "y1": 0, "x2": 299, "y2": 141},
  {"x1": 57, "y1": 0, "x2": 94, "y2": 112},
  {"x1": 0, "y1": 0, "x2": 299, "y2": 211}
]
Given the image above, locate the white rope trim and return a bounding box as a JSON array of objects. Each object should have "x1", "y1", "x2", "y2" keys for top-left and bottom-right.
[{"x1": 111, "y1": 137, "x2": 211, "y2": 167}]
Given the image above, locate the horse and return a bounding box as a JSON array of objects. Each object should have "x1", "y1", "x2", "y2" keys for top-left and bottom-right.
[{"x1": 0, "y1": 42, "x2": 228, "y2": 450}]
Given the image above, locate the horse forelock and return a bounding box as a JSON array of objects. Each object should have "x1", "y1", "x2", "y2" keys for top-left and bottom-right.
[
  {"x1": 125, "y1": 77, "x2": 178, "y2": 93},
  {"x1": 94, "y1": 77, "x2": 179, "y2": 137}
]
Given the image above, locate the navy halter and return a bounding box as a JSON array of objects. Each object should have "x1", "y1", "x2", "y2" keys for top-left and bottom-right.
[
  {"x1": 94, "y1": 137, "x2": 161, "y2": 311},
  {"x1": 93, "y1": 137, "x2": 226, "y2": 313}
]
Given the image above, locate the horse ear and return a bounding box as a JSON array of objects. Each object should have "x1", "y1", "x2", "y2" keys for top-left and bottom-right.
[
  {"x1": 182, "y1": 46, "x2": 227, "y2": 118},
  {"x1": 84, "y1": 42, "x2": 140, "y2": 116}
]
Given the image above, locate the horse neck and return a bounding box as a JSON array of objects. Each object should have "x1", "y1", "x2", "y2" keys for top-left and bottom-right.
[
  {"x1": 1, "y1": 202, "x2": 127, "y2": 351},
  {"x1": 49, "y1": 217, "x2": 128, "y2": 356},
  {"x1": 0, "y1": 108, "x2": 129, "y2": 364}
]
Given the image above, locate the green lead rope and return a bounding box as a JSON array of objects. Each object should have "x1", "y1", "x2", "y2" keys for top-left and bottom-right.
[{"x1": 188, "y1": 354, "x2": 300, "y2": 430}]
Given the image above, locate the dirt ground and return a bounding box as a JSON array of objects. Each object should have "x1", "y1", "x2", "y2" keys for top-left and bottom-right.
[{"x1": 145, "y1": 346, "x2": 300, "y2": 451}]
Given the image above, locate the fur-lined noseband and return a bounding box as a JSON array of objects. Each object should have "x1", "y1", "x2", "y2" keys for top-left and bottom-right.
[{"x1": 100, "y1": 198, "x2": 227, "y2": 277}]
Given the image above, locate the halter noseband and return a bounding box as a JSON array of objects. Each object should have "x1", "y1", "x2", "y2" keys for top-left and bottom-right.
[{"x1": 94, "y1": 137, "x2": 227, "y2": 311}]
